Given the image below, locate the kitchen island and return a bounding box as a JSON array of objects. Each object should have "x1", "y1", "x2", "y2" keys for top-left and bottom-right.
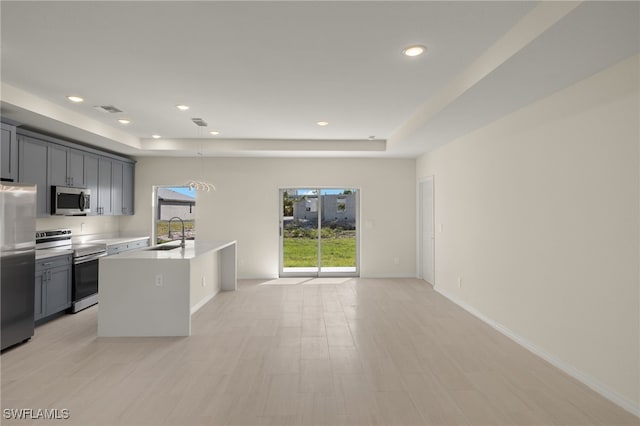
[{"x1": 98, "y1": 240, "x2": 236, "y2": 337}]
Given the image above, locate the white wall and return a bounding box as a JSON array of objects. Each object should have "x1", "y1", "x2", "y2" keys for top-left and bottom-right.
[
  {"x1": 416, "y1": 56, "x2": 639, "y2": 412},
  {"x1": 120, "y1": 157, "x2": 416, "y2": 278}
]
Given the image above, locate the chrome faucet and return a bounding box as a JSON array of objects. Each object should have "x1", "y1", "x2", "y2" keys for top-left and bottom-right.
[{"x1": 168, "y1": 216, "x2": 186, "y2": 248}]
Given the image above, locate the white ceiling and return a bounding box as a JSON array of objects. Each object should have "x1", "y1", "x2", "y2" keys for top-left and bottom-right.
[{"x1": 1, "y1": 1, "x2": 638, "y2": 158}]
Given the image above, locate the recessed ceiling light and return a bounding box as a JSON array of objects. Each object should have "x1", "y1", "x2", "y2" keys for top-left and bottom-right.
[
  {"x1": 152, "y1": 134, "x2": 161, "y2": 139},
  {"x1": 67, "y1": 95, "x2": 84, "y2": 103},
  {"x1": 118, "y1": 118, "x2": 131, "y2": 125},
  {"x1": 316, "y1": 121, "x2": 329, "y2": 126},
  {"x1": 176, "y1": 104, "x2": 190, "y2": 111},
  {"x1": 209, "y1": 130, "x2": 220, "y2": 136},
  {"x1": 402, "y1": 45, "x2": 426, "y2": 57}
]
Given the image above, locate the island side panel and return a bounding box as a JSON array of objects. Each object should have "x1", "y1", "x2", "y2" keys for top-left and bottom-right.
[
  {"x1": 189, "y1": 250, "x2": 221, "y2": 314},
  {"x1": 98, "y1": 258, "x2": 191, "y2": 337},
  {"x1": 220, "y1": 242, "x2": 237, "y2": 291}
]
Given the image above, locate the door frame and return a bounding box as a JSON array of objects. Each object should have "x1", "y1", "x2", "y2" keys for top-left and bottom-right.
[
  {"x1": 418, "y1": 177, "x2": 435, "y2": 285},
  {"x1": 279, "y1": 187, "x2": 360, "y2": 278}
]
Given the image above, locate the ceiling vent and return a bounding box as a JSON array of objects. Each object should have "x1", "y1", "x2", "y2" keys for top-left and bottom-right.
[
  {"x1": 191, "y1": 118, "x2": 208, "y2": 127},
  {"x1": 94, "y1": 105, "x2": 123, "y2": 114}
]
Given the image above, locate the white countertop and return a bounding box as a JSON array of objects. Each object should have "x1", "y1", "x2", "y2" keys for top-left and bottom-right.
[
  {"x1": 102, "y1": 240, "x2": 235, "y2": 260},
  {"x1": 89, "y1": 236, "x2": 150, "y2": 247},
  {"x1": 36, "y1": 248, "x2": 73, "y2": 260}
]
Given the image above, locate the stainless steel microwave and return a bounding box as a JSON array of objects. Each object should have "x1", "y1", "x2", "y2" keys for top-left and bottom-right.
[{"x1": 51, "y1": 186, "x2": 91, "y2": 215}]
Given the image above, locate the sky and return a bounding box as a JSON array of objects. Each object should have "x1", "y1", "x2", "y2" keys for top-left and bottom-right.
[
  {"x1": 302, "y1": 189, "x2": 353, "y2": 195},
  {"x1": 169, "y1": 186, "x2": 196, "y2": 198}
]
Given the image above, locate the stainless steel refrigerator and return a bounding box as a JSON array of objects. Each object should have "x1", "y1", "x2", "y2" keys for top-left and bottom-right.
[{"x1": 1, "y1": 183, "x2": 36, "y2": 351}]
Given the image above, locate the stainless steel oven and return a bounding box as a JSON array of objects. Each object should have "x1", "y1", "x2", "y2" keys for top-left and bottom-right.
[
  {"x1": 51, "y1": 186, "x2": 91, "y2": 216},
  {"x1": 72, "y1": 250, "x2": 107, "y2": 313}
]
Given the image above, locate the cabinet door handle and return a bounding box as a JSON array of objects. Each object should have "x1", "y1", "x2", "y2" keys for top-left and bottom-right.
[{"x1": 42, "y1": 262, "x2": 53, "y2": 266}]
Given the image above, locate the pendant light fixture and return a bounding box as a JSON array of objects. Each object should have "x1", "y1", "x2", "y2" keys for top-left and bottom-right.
[{"x1": 185, "y1": 128, "x2": 216, "y2": 192}]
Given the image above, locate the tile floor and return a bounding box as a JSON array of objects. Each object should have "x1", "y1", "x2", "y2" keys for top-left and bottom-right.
[{"x1": 1, "y1": 278, "x2": 637, "y2": 425}]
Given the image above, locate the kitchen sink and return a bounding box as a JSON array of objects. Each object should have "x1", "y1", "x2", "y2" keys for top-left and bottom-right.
[{"x1": 147, "y1": 244, "x2": 182, "y2": 251}]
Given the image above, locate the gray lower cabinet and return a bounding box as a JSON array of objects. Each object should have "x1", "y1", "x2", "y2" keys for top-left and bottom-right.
[
  {"x1": 18, "y1": 135, "x2": 49, "y2": 217},
  {"x1": 35, "y1": 255, "x2": 72, "y2": 322},
  {"x1": 1, "y1": 123, "x2": 18, "y2": 182},
  {"x1": 106, "y1": 238, "x2": 149, "y2": 256}
]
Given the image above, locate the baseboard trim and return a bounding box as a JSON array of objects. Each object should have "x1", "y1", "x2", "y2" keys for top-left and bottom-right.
[
  {"x1": 238, "y1": 275, "x2": 279, "y2": 280},
  {"x1": 362, "y1": 273, "x2": 416, "y2": 278},
  {"x1": 190, "y1": 290, "x2": 218, "y2": 315},
  {"x1": 434, "y1": 285, "x2": 640, "y2": 417}
]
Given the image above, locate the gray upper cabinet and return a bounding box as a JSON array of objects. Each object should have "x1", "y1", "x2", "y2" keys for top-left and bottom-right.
[
  {"x1": 48, "y1": 145, "x2": 87, "y2": 188},
  {"x1": 111, "y1": 161, "x2": 123, "y2": 216},
  {"x1": 97, "y1": 157, "x2": 112, "y2": 215},
  {"x1": 84, "y1": 154, "x2": 99, "y2": 215},
  {"x1": 16, "y1": 129, "x2": 134, "y2": 217},
  {"x1": 68, "y1": 149, "x2": 85, "y2": 187},
  {"x1": 122, "y1": 162, "x2": 134, "y2": 215},
  {"x1": 48, "y1": 143, "x2": 69, "y2": 187},
  {"x1": 1, "y1": 123, "x2": 18, "y2": 182},
  {"x1": 18, "y1": 135, "x2": 49, "y2": 217}
]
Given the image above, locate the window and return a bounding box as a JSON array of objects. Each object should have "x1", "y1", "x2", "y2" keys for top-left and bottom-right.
[{"x1": 154, "y1": 186, "x2": 196, "y2": 244}]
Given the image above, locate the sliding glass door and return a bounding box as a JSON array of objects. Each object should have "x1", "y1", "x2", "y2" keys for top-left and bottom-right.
[{"x1": 280, "y1": 188, "x2": 358, "y2": 277}]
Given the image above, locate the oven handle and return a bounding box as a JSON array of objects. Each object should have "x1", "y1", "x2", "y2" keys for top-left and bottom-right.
[{"x1": 74, "y1": 252, "x2": 108, "y2": 265}]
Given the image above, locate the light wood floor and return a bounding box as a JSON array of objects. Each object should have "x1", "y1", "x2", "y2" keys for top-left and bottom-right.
[{"x1": 1, "y1": 278, "x2": 637, "y2": 426}]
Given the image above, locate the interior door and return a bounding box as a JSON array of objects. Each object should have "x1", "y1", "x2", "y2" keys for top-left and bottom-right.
[
  {"x1": 280, "y1": 188, "x2": 358, "y2": 277},
  {"x1": 420, "y1": 178, "x2": 435, "y2": 284}
]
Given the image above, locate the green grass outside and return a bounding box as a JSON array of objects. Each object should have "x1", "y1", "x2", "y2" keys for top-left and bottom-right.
[{"x1": 283, "y1": 236, "x2": 356, "y2": 267}]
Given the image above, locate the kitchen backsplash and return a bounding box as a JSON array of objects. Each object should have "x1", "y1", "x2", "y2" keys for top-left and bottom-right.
[{"x1": 36, "y1": 215, "x2": 120, "y2": 237}]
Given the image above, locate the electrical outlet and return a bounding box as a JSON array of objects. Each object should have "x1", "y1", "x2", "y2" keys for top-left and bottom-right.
[
  {"x1": 457, "y1": 276, "x2": 462, "y2": 288},
  {"x1": 201, "y1": 277, "x2": 206, "y2": 288},
  {"x1": 155, "y1": 274, "x2": 163, "y2": 287}
]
